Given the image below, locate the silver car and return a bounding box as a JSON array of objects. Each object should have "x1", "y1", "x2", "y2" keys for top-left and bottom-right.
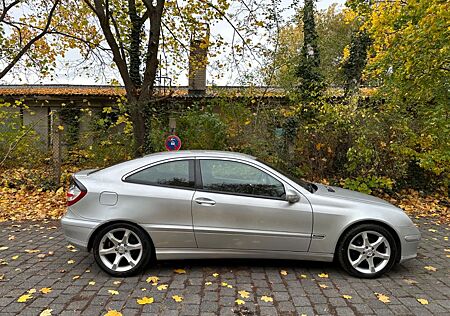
[{"x1": 61, "y1": 150, "x2": 420, "y2": 278}]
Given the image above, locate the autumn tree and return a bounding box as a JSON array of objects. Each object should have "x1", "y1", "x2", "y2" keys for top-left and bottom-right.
[
  {"x1": 264, "y1": 4, "x2": 352, "y2": 89},
  {"x1": 0, "y1": 0, "x2": 60, "y2": 80}
]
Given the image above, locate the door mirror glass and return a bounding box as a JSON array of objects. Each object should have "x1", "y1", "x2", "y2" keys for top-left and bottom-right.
[{"x1": 286, "y1": 190, "x2": 300, "y2": 203}]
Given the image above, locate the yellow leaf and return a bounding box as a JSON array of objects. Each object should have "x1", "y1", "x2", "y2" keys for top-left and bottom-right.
[
  {"x1": 238, "y1": 290, "x2": 250, "y2": 298},
  {"x1": 0, "y1": 246, "x2": 9, "y2": 251},
  {"x1": 261, "y1": 295, "x2": 273, "y2": 303},
  {"x1": 227, "y1": 285, "x2": 233, "y2": 288},
  {"x1": 428, "y1": 229, "x2": 437, "y2": 232},
  {"x1": 104, "y1": 310, "x2": 122, "y2": 316},
  {"x1": 67, "y1": 260, "x2": 75, "y2": 264},
  {"x1": 342, "y1": 295, "x2": 352, "y2": 300},
  {"x1": 417, "y1": 298, "x2": 429, "y2": 305},
  {"x1": 146, "y1": 276, "x2": 159, "y2": 283},
  {"x1": 172, "y1": 295, "x2": 183, "y2": 302},
  {"x1": 25, "y1": 249, "x2": 40, "y2": 253},
  {"x1": 280, "y1": 270, "x2": 288, "y2": 276},
  {"x1": 88, "y1": 281, "x2": 96, "y2": 286},
  {"x1": 12, "y1": 255, "x2": 19, "y2": 260},
  {"x1": 424, "y1": 266, "x2": 437, "y2": 272},
  {"x1": 17, "y1": 294, "x2": 33, "y2": 302},
  {"x1": 235, "y1": 299, "x2": 245, "y2": 305},
  {"x1": 72, "y1": 275, "x2": 80, "y2": 280},
  {"x1": 212, "y1": 273, "x2": 219, "y2": 277},
  {"x1": 318, "y1": 273, "x2": 328, "y2": 278},
  {"x1": 205, "y1": 282, "x2": 212, "y2": 286},
  {"x1": 57, "y1": 125, "x2": 64, "y2": 131},
  {"x1": 157, "y1": 284, "x2": 168, "y2": 291},
  {"x1": 40, "y1": 309, "x2": 52, "y2": 316},
  {"x1": 299, "y1": 274, "x2": 307, "y2": 279},
  {"x1": 375, "y1": 293, "x2": 391, "y2": 303},
  {"x1": 174, "y1": 269, "x2": 186, "y2": 274},
  {"x1": 28, "y1": 289, "x2": 36, "y2": 294},
  {"x1": 108, "y1": 290, "x2": 119, "y2": 295},
  {"x1": 221, "y1": 282, "x2": 228, "y2": 287},
  {"x1": 40, "y1": 287, "x2": 52, "y2": 294},
  {"x1": 0, "y1": 274, "x2": 4, "y2": 280},
  {"x1": 403, "y1": 279, "x2": 418, "y2": 285},
  {"x1": 136, "y1": 296, "x2": 154, "y2": 305},
  {"x1": 113, "y1": 281, "x2": 121, "y2": 285},
  {"x1": 319, "y1": 284, "x2": 329, "y2": 289}
]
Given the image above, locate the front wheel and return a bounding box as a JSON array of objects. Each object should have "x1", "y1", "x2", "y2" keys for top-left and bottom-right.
[
  {"x1": 93, "y1": 223, "x2": 152, "y2": 277},
  {"x1": 337, "y1": 224, "x2": 397, "y2": 278}
]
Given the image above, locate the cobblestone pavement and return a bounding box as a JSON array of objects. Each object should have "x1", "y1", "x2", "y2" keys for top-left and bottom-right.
[{"x1": 0, "y1": 217, "x2": 449, "y2": 316}]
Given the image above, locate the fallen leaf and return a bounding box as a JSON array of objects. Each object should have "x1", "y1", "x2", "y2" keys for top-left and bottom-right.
[
  {"x1": 428, "y1": 229, "x2": 437, "y2": 233},
  {"x1": 212, "y1": 273, "x2": 219, "y2": 277},
  {"x1": 108, "y1": 290, "x2": 119, "y2": 295},
  {"x1": 424, "y1": 266, "x2": 437, "y2": 272},
  {"x1": 17, "y1": 294, "x2": 33, "y2": 302},
  {"x1": 40, "y1": 287, "x2": 52, "y2": 294},
  {"x1": 104, "y1": 311, "x2": 122, "y2": 316},
  {"x1": 136, "y1": 296, "x2": 154, "y2": 305},
  {"x1": 174, "y1": 269, "x2": 186, "y2": 274},
  {"x1": 280, "y1": 270, "x2": 288, "y2": 276},
  {"x1": 318, "y1": 273, "x2": 329, "y2": 278},
  {"x1": 238, "y1": 290, "x2": 250, "y2": 298},
  {"x1": 319, "y1": 284, "x2": 329, "y2": 289},
  {"x1": 172, "y1": 295, "x2": 183, "y2": 302},
  {"x1": 261, "y1": 295, "x2": 273, "y2": 303},
  {"x1": 146, "y1": 276, "x2": 159, "y2": 283},
  {"x1": 28, "y1": 289, "x2": 36, "y2": 294},
  {"x1": 39, "y1": 308, "x2": 52, "y2": 316},
  {"x1": 37, "y1": 254, "x2": 46, "y2": 259},
  {"x1": 0, "y1": 246, "x2": 8, "y2": 251},
  {"x1": 72, "y1": 275, "x2": 80, "y2": 280},
  {"x1": 157, "y1": 284, "x2": 168, "y2": 291},
  {"x1": 0, "y1": 274, "x2": 4, "y2": 280},
  {"x1": 8, "y1": 236, "x2": 15, "y2": 240},
  {"x1": 375, "y1": 293, "x2": 391, "y2": 303},
  {"x1": 342, "y1": 295, "x2": 352, "y2": 300},
  {"x1": 113, "y1": 281, "x2": 121, "y2": 285},
  {"x1": 403, "y1": 279, "x2": 418, "y2": 285},
  {"x1": 205, "y1": 282, "x2": 212, "y2": 286},
  {"x1": 235, "y1": 299, "x2": 245, "y2": 305},
  {"x1": 25, "y1": 249, "x2": 40, "y2": 253},
  {"x1": 12, "y1": 255, "x2": 19, "y2": 260},
  {"x1": 67, "y1": 260, "x2": 75, "y2": 264},
  {"x1": 88, "y1": 281, "x2": 96, "y2": 286},
  {"x1": 299, "y1": 274, "x2": 307, "y2": 279},
  {"x1": 221, "y1": 282, "x2": 229, "y2": 287},
  {"x1": 417, "y1": 298, "x2": 429, "y2": 305}
]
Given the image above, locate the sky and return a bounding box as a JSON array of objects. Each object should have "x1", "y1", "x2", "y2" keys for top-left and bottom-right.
[{"x1": 1, "y1": 0, "x2": 345, "y2": 87}]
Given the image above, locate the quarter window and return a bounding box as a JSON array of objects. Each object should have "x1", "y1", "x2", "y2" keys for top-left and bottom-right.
[
  {"x1": 125, "y1": 160, "x2": 194, "y2": 188},
  {"x1": 200, "y1": 160, "x2": 285, "y2": 198}
]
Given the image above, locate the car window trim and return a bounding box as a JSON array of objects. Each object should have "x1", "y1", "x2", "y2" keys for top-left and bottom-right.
[
  {"x1": 122, "y1": 158, "x2": 195, "y2": 190},
  {"x1": 197, "y1": 157, "x2": 287, "y2": 200}
]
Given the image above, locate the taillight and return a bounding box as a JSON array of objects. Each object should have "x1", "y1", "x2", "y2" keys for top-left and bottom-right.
[{"x1": 67, "y1": 177, "x2": 87, "y2": 206}]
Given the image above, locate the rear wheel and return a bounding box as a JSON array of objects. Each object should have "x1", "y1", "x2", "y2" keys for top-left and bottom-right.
[
  {"x1": 93, "y1": 223, "x2": 152, "y2": 277},
  {"x1": 337, "y1": 224, "x2": 397, "y2": 278}
]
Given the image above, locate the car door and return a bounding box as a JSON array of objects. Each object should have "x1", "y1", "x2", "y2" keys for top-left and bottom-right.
[
  {"x1": 192, "y1": 158, "x2": 313, "y2": 252},
  {"x1": 120, "y1": 158, "x2": 197, "y2": 248}
]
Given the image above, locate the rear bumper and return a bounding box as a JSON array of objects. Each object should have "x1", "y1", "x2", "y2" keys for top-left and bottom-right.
[
  {"x1": 398, "y1": 226, "x2": 421, "y2": 263},
  {"x1": 60, "y1": 211, "x2": 99, "y2": 251}
]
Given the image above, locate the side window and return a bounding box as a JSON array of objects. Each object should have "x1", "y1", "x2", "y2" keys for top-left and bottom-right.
[
  {"x1": 125, "y1": 160, "x2": 194, "y2": 188},
  {"x1": 200, "y1": 160, "x2": 285, "y2": 198}
]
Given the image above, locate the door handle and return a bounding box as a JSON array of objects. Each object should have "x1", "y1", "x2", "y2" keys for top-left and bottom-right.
[{"x1": 194, "y1": 197, "x2": 216, "y2": 206}]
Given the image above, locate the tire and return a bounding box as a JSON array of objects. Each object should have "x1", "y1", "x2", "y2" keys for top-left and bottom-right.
[
  {"x1": 93, "y1": 222, "x2": 153, "y2": 277},
  {"x1": 337, "y1": 223, "x2": 398, "y2": 278}
]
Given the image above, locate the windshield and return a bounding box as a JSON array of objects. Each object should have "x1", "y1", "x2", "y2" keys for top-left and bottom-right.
[{"x1": 257, "y1": 159, "x2": 316, "y2": 193}]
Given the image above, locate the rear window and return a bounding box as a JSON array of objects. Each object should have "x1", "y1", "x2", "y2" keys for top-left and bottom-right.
[{"x1": 125, "y1": 160, "x2": 194, "y2": 189}]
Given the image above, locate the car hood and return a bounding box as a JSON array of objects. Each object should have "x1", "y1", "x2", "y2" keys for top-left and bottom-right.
[{"x1": 313, "y1": 183, "x2": 393, "y2": 207}]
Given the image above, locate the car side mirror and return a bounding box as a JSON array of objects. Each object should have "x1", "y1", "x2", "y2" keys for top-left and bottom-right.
[{"x1": 286, "y1": 190, "x2": 300, "y2": 203}]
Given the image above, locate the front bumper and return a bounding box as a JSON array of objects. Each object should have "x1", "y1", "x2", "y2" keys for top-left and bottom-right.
[
  {"x1": 60, "y1": 210, "x2": 100, "y2": 251},
  {"x1": 397, "y1": 225, "x2": 421, "y2": 263}
]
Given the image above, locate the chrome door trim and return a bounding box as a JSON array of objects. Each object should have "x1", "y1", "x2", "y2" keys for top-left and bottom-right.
[{"x1": 194, "y1": 226, "x2": 311, "y2": 238}]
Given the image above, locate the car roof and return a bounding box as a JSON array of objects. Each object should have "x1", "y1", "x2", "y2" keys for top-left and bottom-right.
[{"x1": 144, "y1": 150, "x2": 256, "y2": 160}]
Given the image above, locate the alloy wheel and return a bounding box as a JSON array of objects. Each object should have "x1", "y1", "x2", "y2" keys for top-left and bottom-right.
[
  {"x1": 347, "y1": 230, "x2": 391, "y2": 275},
  {"x1": 98, "y1": 228, "x2": 143, "y2": 272}
]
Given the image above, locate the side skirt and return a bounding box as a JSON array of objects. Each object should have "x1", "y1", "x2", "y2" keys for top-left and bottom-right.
[{"x1": 155, "y1": 248, "x2": 334, "y2": 262}]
